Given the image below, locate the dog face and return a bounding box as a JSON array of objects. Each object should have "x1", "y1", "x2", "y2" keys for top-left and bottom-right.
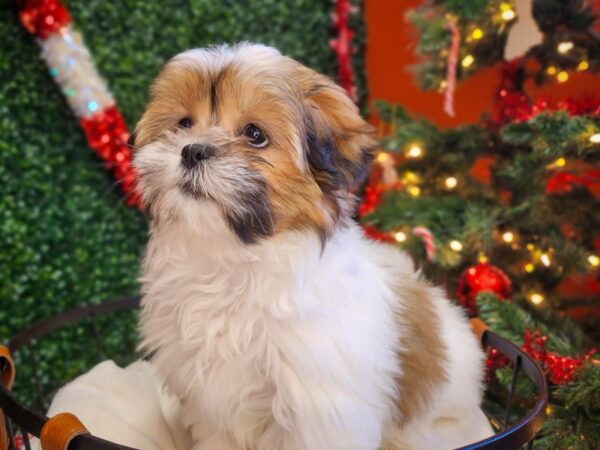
[{"x1": 132, "y1": 43, "x2": 375, "y2": 244}]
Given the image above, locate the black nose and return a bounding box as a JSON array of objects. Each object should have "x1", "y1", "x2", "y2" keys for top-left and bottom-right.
[{"x1": 181, "y1": 143, "x2": 216, "y2": 168}]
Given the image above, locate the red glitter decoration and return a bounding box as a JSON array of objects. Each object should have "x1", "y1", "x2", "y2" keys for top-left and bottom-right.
[
  {"x1": 80, "y1": 107, "x2": 140, "y2": 206},
  {"x1": 330, "y1": 0, "x2": 357, "y2": 100},
  {"x1": 523, "y1": 329, "x2": 594, "y2": 385},
  {"x1": 456, "y1": 263, "x2": 512, "y2": 315},
  {"x1": 18, "y1": 0, "x2": 71, "y2": 39}
]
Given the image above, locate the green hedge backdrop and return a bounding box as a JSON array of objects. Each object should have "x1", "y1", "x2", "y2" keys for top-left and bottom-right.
[{"x1": 0, "y1": 0, "x2": 366, "y2": 405}]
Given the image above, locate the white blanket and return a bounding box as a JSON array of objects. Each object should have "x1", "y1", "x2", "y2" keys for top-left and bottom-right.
[{"x1": 30, "y1": 360, "x2": 192, "y2": 450}]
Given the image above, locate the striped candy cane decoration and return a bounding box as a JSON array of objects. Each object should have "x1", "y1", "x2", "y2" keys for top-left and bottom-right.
[
  {"x1": 18, "y1": 0, "x2": 141, "y2": 207},
  {"x1": 412, "y1": 226, "x2": 436, "y2": 261}
]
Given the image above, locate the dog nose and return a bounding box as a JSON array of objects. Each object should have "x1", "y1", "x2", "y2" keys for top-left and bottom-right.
[{"x1": 181, "y1": 143, "x2": 216, "y2": 168}]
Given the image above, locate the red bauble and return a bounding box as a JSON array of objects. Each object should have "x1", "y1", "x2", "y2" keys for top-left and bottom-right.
[{"x1": 456, "y1": 263, "x2": 512, "y2": 315}]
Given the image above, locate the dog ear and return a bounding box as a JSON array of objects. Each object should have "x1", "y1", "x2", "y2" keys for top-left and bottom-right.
[{"x1": 294, "y1": 64, "x2": 376, "y2": 198}]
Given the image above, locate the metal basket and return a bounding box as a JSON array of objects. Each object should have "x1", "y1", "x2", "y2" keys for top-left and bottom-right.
[{"x1": 0, "y1": 297, "x2": 548, "y2": 450}]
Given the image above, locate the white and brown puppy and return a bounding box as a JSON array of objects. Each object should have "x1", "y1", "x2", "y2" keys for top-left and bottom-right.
[{"x1": 133, "y1": 43, "x2": 491, "y2": 450}]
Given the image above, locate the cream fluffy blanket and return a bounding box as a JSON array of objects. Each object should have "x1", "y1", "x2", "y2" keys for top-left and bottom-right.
[{"x1": 30, "y1": 360, "x2": 192, "y2": 450}]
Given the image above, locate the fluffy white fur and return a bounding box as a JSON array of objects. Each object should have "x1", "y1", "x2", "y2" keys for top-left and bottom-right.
[{"x1": 135, "y1": 44, "x2": 492, "y2": 450}]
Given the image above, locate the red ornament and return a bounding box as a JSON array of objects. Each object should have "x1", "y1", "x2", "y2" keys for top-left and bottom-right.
[
  {"x1": 456, "y1": 263, "x2": 512, "y2": 315},
  {"x1": 18, "y1": 0, "x2": 71, "y2": 39}
]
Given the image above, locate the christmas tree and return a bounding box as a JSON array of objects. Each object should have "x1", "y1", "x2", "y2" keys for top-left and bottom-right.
[{"x1": 360, "y1": 1, "x2": 600, "y2": 448}]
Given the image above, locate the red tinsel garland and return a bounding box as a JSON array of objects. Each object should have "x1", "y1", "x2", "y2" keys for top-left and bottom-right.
[
  {"x1": 493, "y1": 59, "x2": 600, "y2": 126},
  {"x1": 330, "y1": 0, "x2": 358, "y2": 101}
]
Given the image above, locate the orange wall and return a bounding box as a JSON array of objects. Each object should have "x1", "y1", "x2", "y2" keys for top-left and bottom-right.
[{"x1": 364, "y1": 0, "x2": 600, "y2": 127}]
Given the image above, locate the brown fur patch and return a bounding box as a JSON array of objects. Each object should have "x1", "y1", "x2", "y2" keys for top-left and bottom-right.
[{"x1": 393, "y1": 279, "x2": 449, "y2": 426}]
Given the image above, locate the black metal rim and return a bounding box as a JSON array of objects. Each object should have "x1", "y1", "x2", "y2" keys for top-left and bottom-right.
[{"x1": 1, "y1": 297, "x2": 548, "y2": 450}]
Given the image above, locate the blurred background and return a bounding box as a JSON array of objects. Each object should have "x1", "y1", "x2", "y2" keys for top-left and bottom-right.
[{"x1": 1, "y1": 0, "x2": 599, "y2": 448}]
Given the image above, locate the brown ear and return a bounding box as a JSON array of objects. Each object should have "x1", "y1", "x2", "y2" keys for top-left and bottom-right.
[{"x1": 294, "y1": 64, "x2": 376, "y2": 197}]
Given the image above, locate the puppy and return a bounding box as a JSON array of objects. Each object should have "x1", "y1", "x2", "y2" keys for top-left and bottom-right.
[{"x1": 133, "y1": 43, "x2": 491, "y2": 450}]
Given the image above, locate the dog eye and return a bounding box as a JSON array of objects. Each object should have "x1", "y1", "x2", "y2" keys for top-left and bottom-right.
[
  {"x1": 242, "y1": 124, "x2": 268, "y2": 148},
  {"x1": 177, "y1": 117, "x2": 194, "y2": 129}
]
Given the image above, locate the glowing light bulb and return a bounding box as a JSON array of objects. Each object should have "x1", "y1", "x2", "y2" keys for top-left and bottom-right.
[
  {"x1": 557, "y1": 71, "x2": 569, "y2": 83},
  {"x1": 557, "y1": 41, "x2": 574, "y2": 54},
  {"x1": 406, "y1": 145, "x2": 423, "y2": 158},
  {"x1": 449, "y1": 240, "x2": 463, "y2": 252},
  {"x1": 546, "y1": 66, "x2": 557, "y2": 75},
  {"x1": 529, "y1": 292, "x2": 544, "y2": 305},
  {"x1": 540, "y1": 253, "x2": 551, "y2": 267},
  {"x1": 461, "y1": 54, "x2": 475, "y2": 68},
  {"x1": 444, "y1": 176, "x2": 458, "y2": 189},
  {"x1": 500, "y1": 3, "x2": 516, "y2": 21},
  {"x1": 554, "y1": 157, "x2": 566, "y2": 167},
  {"x1": 478, "y1": 254, "x2": 488, "y2": 263},
  {"x1": 394, "y1": 231, "x2": 407, "y2": 243},
  {"x1": 471, "y1": 28, "x2": 484, "y2": 40},
  {"x1": 408, "y1": 186, "x2": 421, "y2": 197},
  {"x1": 588, "y1": 255, "x2": 600, "y2": 267},
  {"x1": 403, "y1": 171, "x2": 419, "y2": 184},
  {"x1": 526, "y1": 243, "x2": 535, "y2": 251},
  {"x1": 502, "y1": 231, "x2": 514, "y2": 243},
  {"x1": 590, "y1": 133, "x2": 600, "y2": 144},
  {"x1": 577, "y1": 61, "x2": 589, "y2": 71},
  {"x1": 376, "y1": 152, "x2": 390, "y2": 163},
  {"x1": 525, "y1": 263, "x2": 535, "y2": 273}
]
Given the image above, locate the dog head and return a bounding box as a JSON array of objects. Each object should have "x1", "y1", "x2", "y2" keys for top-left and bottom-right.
[{"x1": 132, "y1": 43, "x2": 375, "y2": 244}]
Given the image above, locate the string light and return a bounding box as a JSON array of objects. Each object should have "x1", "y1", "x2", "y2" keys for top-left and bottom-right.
[
  {"x1": 577, "y1": 60, "x2": 589, "y2": 71},
  {"x1": 449, "y1": 240, "x2": 463, "y2": 252},
  {"x1": 478, "y1": 253, "x2": 488, "y2": 263},
  {"x1": 529, "y1": 292, "x2": 545, "y2": 305},
  {"x1": 554, "y1": 157, "x2": 566, "y2": 167},
  {"x1": 525, "y1": 263, "x2": 535, "y2": 273},
  {"x1": 557, "y1": 71, "x2": 569, "y2": 83},
  {"x1": 590, "y1": 133, "x2": 600, "y2": 144},
  {"x1": 546, "y1": 66, "x2": 557, "y2": 75},
  {"x1": 406, "y1": 144, "x2": 423, "y2": 158},
  {"x1": 502, "y1": 231, "x2": 514, "y2": 243},
  {"x1": 540, "y1": 252, "x2": 551, "y2": 267},
  {"x1": 394, "y1": 231, "x2": 407, "y2": 243},
  {"x1": 500, "y1": 3, "x2": 516, "y2": 21},
  {"x1": 589, "y1": 255, "x2": 600, "y2": 267},
  {"x1": 461, "y1": 54, "x2": 475, "y2": 68},
  {"x1": 526, "y1": 243, "x2": 535, "y2": 251},
  {"x1": 376, "y1": 152, "x2": 390, "y2": 163},
  {"x1": 408, "y1": 186, "x2": 421, "y2": 197},
  {"x1": 471, "y1": 28, "x2": 484, "y2": 40},
  {"x1": 403, "y1": 171, "x2": 420, "y2": 184},
  {"x1": 444, "y1": 176, "x2": 458, "y2": 189},
  {"x1": 557, "y1": 41, "x2": 574, "y2": 54}
]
